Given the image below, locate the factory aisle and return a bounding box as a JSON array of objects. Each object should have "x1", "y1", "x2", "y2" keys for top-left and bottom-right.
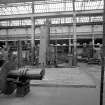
[{"x1": 31, "y1": 67, "x2": 96, "y2": 88}]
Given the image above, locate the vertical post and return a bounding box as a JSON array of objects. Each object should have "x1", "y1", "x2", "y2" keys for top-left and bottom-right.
[
  {"x1": 5, "y1": 29, "x2": 8, "y2": 48},
  {"x1": 31, "y1": 1, "x2": 35, "y2": 65},
  {"x1": 55, "y1": 29, "x2": 57, "y2": 67},
  {"x1": 100, "y1": 1, "x2": 105, "y2": 105},
  {"x1": 69, "y1": 39, "x2": 72, "y2": 54},
  {"x1": 64, "y1": 0, "x2": 66, "y2": 23},
  {"x1": 68, "y1": 26, "x2": 73, "y2": 67},
  {"x1": 39, "y1": 19, "x2": 50, "y2": 67},
  {"x1": 64, "y1": 0, "x2": 66, "y2": 11},
  {"x1": 72, "y1": 0, "x2": 77, "y2": 66},
  {"x1": 92, "y1": 25, "x2": 95, "y2": 49},
  {"x1": 46, "y1": 19, "x2": 50, "y2": 48},
  {"x1": 17, "y1": 40, "x2": 22, "y2": 68},
  {"x1": 45, "y1": 19, "x2": 51, "y2": 65},
  {"x1": 68, "y1": 27, "x2": 71, "y2": 54}
]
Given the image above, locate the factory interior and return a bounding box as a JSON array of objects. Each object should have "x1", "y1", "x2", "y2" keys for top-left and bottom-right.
[{"x1": 0, "y1": 0, "x2": 105, "y2": 105}]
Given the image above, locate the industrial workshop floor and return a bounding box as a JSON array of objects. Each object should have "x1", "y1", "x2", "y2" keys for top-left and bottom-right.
[
  {"x1": 31, "y1": 65, "x2": 96, "y2": 87},
  {"x1": 0, "y1": 63, "x2": 103, "y2": 105}
]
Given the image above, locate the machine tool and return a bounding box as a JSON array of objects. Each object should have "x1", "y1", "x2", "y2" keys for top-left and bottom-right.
[{"x1": 0, "y1": 61, "x2": 45, "y2": 97}]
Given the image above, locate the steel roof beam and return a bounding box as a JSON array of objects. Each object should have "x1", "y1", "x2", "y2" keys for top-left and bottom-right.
[
  {"x1": 0, "y1": 21, "x2": 103, "y2": 29},
  {"x1": 0, "y1": 9, "x2": 103, "y2": 20}
]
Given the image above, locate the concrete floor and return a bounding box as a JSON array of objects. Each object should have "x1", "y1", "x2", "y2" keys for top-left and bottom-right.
[
  {"x1": 0, "y1": 87, "x2": 98, "y2": 105},
  {"x1": 31, "y1": 67, "x2": 96, "y2": 87},
  {"x1": 0, "y1": 63, "x2": 103, "y2": 105}
]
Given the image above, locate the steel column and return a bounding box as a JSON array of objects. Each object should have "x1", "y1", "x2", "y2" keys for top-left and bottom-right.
[
  {"x1": 39, "y1": 19, "x2": 50, "y2": 67},
  {"x1": 55, "y1": 29, "x2": 57, "y2": 67},
  {"x1": 5, "y1": 29, "x2": 8, "y2": 48},
  {"x1": 72, "y1": 0, "x2": 77, "y2": 66},
  {"x1": 68, "y1": 26, "x2": 73, "y2": 67},
  {"x1": 17, "y1": 40, "x2": 22, "y2": 68},
  {"x1": 92, "y1": 25, "x2": 95, "y2": 49},
  {"x1": 31, "y1": 1, "x2": 35, "y2": 65}
]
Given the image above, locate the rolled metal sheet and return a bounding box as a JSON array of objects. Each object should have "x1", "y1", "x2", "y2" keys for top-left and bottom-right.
[{"x1": 8, "y1": 69, "x2": 45, "y2": 80}]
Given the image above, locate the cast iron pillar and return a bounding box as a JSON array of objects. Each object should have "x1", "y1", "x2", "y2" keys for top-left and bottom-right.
[
  {"x1": 55, "y1": 29, "x2": 58, "y2": 67},
  {"x1": 68, "y1": 26, "x2": 73, "y2": 67},
  {"x1": 92, "y1": 25, "x2": 95, "y2": 49},
  {"x1": 39, "y1": 19, "x2": 50, "y2": 67},
  {"x1": 5, "y1": 29, "x2": 8, "y2": 49},
  {"x1": 17, "y1": 40, "x2": 22, "y2": 68},
  {"x1": 72, "y1": 0, "x2": 77, "y2": 66},
  {"x1": 31, "y1": 1, "x2": 35, "y2": 65}
]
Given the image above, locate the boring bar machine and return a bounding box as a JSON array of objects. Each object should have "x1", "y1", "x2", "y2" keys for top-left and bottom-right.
[{"x1": 0, "y1": 60, "x2": 45, "y2": 97}]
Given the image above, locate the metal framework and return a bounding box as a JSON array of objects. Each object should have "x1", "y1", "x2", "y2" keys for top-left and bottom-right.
[
  {"x1": 0, "y1": 0, "x2": 103, "y2": 27},
  {"x1": 0, "y1": 13, "x2": 103, "y2": 27},
  {"x1": 0, "y1": 0, "x2": 103, "y2": 15}
]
